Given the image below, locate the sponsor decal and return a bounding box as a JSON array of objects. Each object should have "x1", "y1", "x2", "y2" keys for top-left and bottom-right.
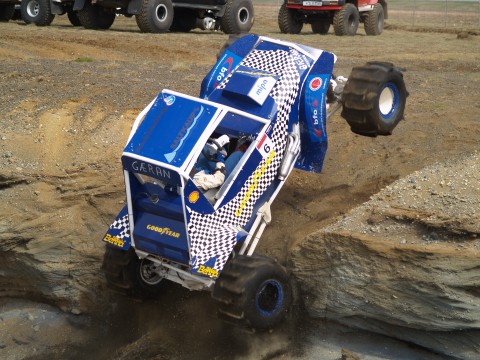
[
  {"x1": 131, "y1": 160, "x2": 171, "y2": 179},
  {"x1": 164, "y1": 95, "x2": 175, "y2": 106},
  {"x1": 248, "y1": 77, "x2": 277, "y2": 105},
  {"x1": 197, "y1": 265, "x2": 219, "y2": 278},
  {"x1": 188, "y1": 191, "x2": 200, "y2": 204},
  {"x1": 236, "y1": 150, "x2": 275, "y2": 217},
  {"x1": 146, "y1": 225, "x2": 180, "y2": 238},
  {"x1": 309, "y1": 77, "x2": 322, "y2": 91},
  {"x1": 103, "y1": 233, "x2": 125, "y2": 247},
  {"x1": 214, "y1": 56, "x2": 234, "y2": 88},
  {"x1": 311, "y1": 99, "x2": 322, "y2": 137},
  {"x1": 164, "y1": 106, "x2": 204, "y2": 163},
  {"x1": 290, "y1": 49, "x2": 309, "y2": 70}
]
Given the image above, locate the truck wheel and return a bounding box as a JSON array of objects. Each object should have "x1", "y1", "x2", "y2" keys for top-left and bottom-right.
[
  {"x1": 0, "y1": 4, "x2": 15, "y2": 21},
  {"x1": 21, "y1": 0, "x2": 55, "y2": 26},
  {"x1": 135, "y1": 0, "x2": 173, "y2": 33},
  {"x1": 311, "y1": 19, "x2": 330, "y2": 34},
  {"x1": 212, "y1": 255, "x2": 292, "y2": 330},
  {"x1": 220, "y1": 0, "x2": 254, "y2": 34},
  {"x1": 102, "y1": 246, "x2": 164, "y2": 298},
  {"x1": 364, "y1": 3, "x2": 384, "y2": 35},
  {"x1": 77, "y1": 0, "x2": 115, "y2": 29},
  {"x1": 67, "y1": 9, "x2": 81, "y2": 26},
  {"x1": 341, "y1": 62, "x2": 408, "y2": 136},
  {"x1": 170, "y1": 8, "x2": 196, "y2": 32},
  {"x1": 333, "y1": 3, "x2": 359, "y2": 36},
  {"x1": 278, "y1": 2, "x2": 302, "y2": 34}
]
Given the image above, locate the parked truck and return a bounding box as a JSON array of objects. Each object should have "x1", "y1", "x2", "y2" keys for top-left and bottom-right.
[
  {"x1": 279, "y1": 0, "x2": 387, "y2": 36},
  {"x1": 3, "y1": 0, "x2": 254, "y2": 33}
]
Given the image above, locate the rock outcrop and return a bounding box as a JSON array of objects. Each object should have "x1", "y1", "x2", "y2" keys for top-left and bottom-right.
[{"x1": 290, "y1": 151, "x2": 480, "y2": 359}]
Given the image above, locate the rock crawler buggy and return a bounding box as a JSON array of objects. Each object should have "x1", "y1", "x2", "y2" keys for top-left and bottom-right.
[{"x1": 102, "y1": 34, "x2": 408, "y2": 329}]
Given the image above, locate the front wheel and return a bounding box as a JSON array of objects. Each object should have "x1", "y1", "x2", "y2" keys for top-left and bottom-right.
[
  {"x1": 333, "y1": 3, "x2": 359, "y2": 36},
  {"x1": 278, "y1": 2, "x2": 302, "y2": 34},
  {"x1": 212, "y1": 255, "x2": 292, "y2": 329},
  {"x1": 77, "y1": 0, "x2": 115, "y2": 29},
  {"x1": 67, "y1": 9, "x2": 81, "y2": 27},
  {"x1": 341, "y1": 62, "x2": 409, "y2": 136},
  {"x1": 220, "y1": 0, "x2": 254, "y2": 34},
  {"x1": 21, "y1": 0, "x2": 55, "y2": 26},
  {"x1": 364, "y1": 3, "x2": 384, "y2": 35},
  {"x1": 311, "y1": 18, "x2": 330, "y2": 34},
  {"x1": 0, "y1": 4, "x2": 15, "y2": 21},
  {"x1": 136, "y1": 0, "x2": 173, "y2": 33}
]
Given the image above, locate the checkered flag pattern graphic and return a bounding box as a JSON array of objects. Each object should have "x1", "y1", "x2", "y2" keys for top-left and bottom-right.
[
  {"x1": 189, "y1": 48, "x2": 300, "y2": 273},
  {"x1": 110, "y1": 214, "x2": 130, "y2": 240}
]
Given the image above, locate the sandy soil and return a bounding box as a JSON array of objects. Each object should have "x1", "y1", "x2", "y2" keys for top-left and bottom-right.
[{"x1": 0, "y1": 5, "x2": 479, "y2": 359}]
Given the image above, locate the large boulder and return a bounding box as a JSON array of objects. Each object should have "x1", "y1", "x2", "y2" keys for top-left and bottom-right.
[{"x1": 290, "y1": 151, "x2": 480, "y2": 359}]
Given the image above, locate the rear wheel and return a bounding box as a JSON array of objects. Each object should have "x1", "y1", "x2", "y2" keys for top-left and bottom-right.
[
  {"x1": 311, "y1": 18, "x2": 330, "y2": 34},
  {"x1": 170, "y1": 8, "x2": 196, "y2": 32},
  {"x1": 278, "y1": 2, "x2": 302, "y2": 34},
  {"x1": 77, "y1": 0, "x2": 115, "y2": 29},
  {"x1": 220, "y1": 0, "x2": 254, "y2": 34},
  {"x1": 0, "y1": 4, "x2": 15, "y2": 21},
  {"x1": 102, "y1": 246, "x2": 164, "y2": 298},
  {"x1": 135, "y1": 0, "x2": 173, "y2": 33},
  {"x1": 21, "y1": 0, "x2": 55, "y2": 26},
  {"x1": 212, "y1": 255, "x2": 292, "y2": 329},
  {"x1": 67, "y1": 9, "x2": 81, "y2": 26},
  {"x1": 341, "y1": 62, "x2": 409, "y2": 136},
  {"x1": 364, "y1": 3, "x2": 384, "y2": 35},
  {"x1": 333, "y1": 3, "x2": 359, "y2": 36}
]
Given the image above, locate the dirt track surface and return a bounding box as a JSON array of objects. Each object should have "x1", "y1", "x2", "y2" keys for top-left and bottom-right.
[{"x1": 0, "y1": 6, "x2": 479, "y2": 360}]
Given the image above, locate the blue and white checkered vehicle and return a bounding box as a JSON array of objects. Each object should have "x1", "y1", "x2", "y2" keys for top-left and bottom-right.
[{"x1": 101, "y1": 34, "x2": 407, "y2": 329}]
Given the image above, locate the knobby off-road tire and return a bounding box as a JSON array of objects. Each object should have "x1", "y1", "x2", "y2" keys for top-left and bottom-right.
[
  {"x1": 0, "y1": 4, "x2": 15, "y2": 21},
  {"x1": 212, "y1": 255, "x2": 292, "y2": 330},
  {"x1": 341, "y1": 62, "x2": 408, "y2": 136},
  {"x1": 136, "y1": 0, "x2": 173, "y2": 33},
  {"x1": 170, "y1": 8, "x2": 196, "y2": 32},
  {"x1": 102, "y1": 246, "x2": 164, "y2": 298},
  {"x1": 78, "y1": 0, "x2": 115, "y2": 30},
  {"x1": 67, "y1": 9, "x2": 81, "y2": 27},
  {"x1": 311, "y1": 18, "x2": 330, "y2": 34},
  {"x1": 278, "y1": 2, "x2": 302, "y2": 34},
  {"x1": 21, "y1": 0, "x2": 55, "y2": 26},
  {"x1": 364, "y1": 3, "x2": 384, "y2": 35},
  {"x1": 333, "y1": 3, "x2": 359, "y2": 36},
  {"x1": 220, "y1": 0, "x2": 254, "y2": 34}
]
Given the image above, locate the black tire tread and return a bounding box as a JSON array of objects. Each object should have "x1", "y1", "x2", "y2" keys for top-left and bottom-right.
[
  {"x1": 21, "y1": 0, "x2": 55, "y2": 26},
  {"x1": 278, "y1": 2, "x2": 302, "y2": 34},
  {"x1": 341, "y1": 62, "x2": 408, "y2": 136},
  {"x1": 212, "y1": 255, "x2": 290, "y2": 329},
  {"x1": 333, "y1": 3, "x2": 358, "y2": 36},
  {"x1": 220, "y1": 0, "x2": 254, "y2": 34},
  {"x1": 364, "y1": 3, "x2": 384, "y2": 35}
]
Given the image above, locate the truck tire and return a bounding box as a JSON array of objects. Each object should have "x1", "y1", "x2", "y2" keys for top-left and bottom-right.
[
  {"x1": 311, "y1": 19, "x2": 330, "y2": 34},
  {"x1": 333, "y1": 3, "x2": 359, "y2": 36},
  {"x1": 364, "y1": 3, "x2": 384, "y2": 35},
  {"x1": 102, "y1": 246, "x2": 164, "y2": 298},
  {"x1": 21, "y1": 0, "x2": 55, "y2": 26},
  {"x1": 341, "y1": 62, "x2": 408, "y2": 136},
  {"x1": 212, "y1": 255, "x2": 292, "y2": 330},
  {"x1": 77, "y1": 0, "x2": 115, "y2": 29},
  {"x1": 170, "y1": 8, "x2": 196, "y2": 32},
  {"x1": 278, "y1": 2, "x2": 302, "y2": 34},
  {"x1": 67, "y1": 9, "x2": 81, "y2": 26},
  {"x1": 220, "y1": 0, "x2": 254, "y2": 34},
  {"x1": 0, "y1": 4, "x2": 15, "y2": 21},
  {"x1": 135, "y1": 0, "x2": 173, "y2": 33}
]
